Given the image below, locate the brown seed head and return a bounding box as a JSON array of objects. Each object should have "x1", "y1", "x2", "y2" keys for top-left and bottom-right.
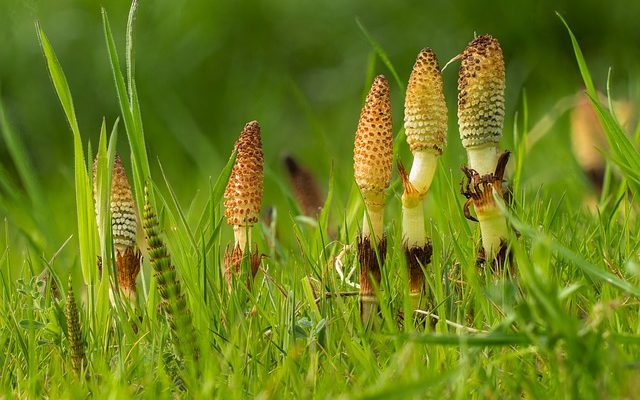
[
  {"x1": 354, "y1": 75, "x2": 393, "y2": 204},
  {"x1": 110, "y1": 155, "x2": 138, "y2": 252},
  {"x1": 404, "y1": 49, "x2": 447, "y2": 154},
  {"x1": 224, "y1": 121, "x2": 264, "y2": 227},
  {"x1": 457, "y1": 35, "x2": 505, "y2": 148}
]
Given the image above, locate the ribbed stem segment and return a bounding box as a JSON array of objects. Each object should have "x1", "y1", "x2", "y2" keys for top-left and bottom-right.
[
  {"x1": 143, "y1": 187, "x2": 199, "y2": 365},
  {"x1": 66, "y1": 277, "x2": 86, "y2": 374}
]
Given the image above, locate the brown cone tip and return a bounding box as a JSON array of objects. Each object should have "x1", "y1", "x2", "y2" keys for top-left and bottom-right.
[
  {"x1": 284, "y1": 155, "x2": 324, "y2": 217},
  {"x1": 224, "y1": 121, "x2": 264, "y2": 227},
  {"x1": 404, "y1": 49, "x2": 448, "y2": 154},
  {"x1": 354, "y1": 75, "x2": 393, "y2": 195},
  {"x1": 457, "y1": 35, "x2": 505, "y2": 148}
]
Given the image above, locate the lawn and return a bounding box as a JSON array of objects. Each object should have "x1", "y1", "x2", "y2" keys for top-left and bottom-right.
[{"x1": 1, "y1": 1, "x2": 639, "y2": 398}]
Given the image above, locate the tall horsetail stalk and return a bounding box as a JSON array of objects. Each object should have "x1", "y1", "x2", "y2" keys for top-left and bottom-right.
[
  {"x1": 400, "y1": 49, "x2": 447, "y2": 312},
  {"x1": 143, "y1": 186, "x2": 199, "y2": 365},
  {"x1": 457, "y1": 35, "x2": 510, "y2": 263},
  {"x1": 93, "y1": 154, "x2": 141, "y2": 300},
  {"x1": 223, "y1": 121, "x2": 264, "y2": 287},
  {"x1": 66, "y1": 277, "x2": 86, "y2": 375},
  {"x1": 353, "y1": 75, "x2": 393, "y2": 324}
]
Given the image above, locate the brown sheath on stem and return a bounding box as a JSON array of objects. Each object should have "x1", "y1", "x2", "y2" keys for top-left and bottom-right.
[
  {"x1": 461, "y1": 151, "x2": 511, "y2": 269},
  {"x1": 357, "y1": 236, "x2": 387, "y2": 322},
  {"x1": 404, "y1": 243, "x2": 432, "y2": 296},
  {"x1": 223, "y1": 245, "x2": 261, "y2": 289}
]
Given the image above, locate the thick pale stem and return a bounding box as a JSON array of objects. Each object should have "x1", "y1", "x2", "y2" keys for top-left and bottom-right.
[
  {"x1": 402, "y1": 204, "x2": 426, "y2": 248},
  {"x1": 362, "y1": 206, "x2": 384, "y2": 241},
  {"x1": 466, "y1": 144, "x2": 499, "y2": 176},
  {"x1": 477, "y1": 206, "x2": 508, "y2": 260},
  {"x1": 408, "y1": 150, "x2": 439, "y2": 194},
  {"x1": 233, "y1": 225, "x2": 252, "y2": 252}
]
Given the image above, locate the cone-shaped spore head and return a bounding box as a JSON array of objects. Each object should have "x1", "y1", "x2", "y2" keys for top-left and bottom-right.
[
  {"x1": 224, "y1": 121, "x2": 264, "y2": 227},
  {"x1": 458, "y1": 35, "x2": 505, "y2": 148},
  {"x1": 353, "y1": 75, "x2": 393, "y2": 204},
  {"x1": 404, "y1": 48, "x2": 447, "y2": 154}
]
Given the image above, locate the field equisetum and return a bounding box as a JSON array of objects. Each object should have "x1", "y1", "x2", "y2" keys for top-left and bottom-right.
[
  {"x1": 93, "y1": 154, "x2": 141, "y2": 300},
  {"x1": 400, "y1": 48, "x2": 448, "y2": 313},
  {"x1": 65, "y1": 276, "x2": 86, "y2": 375},
  {"x1": 223, "y1": 121, "x2": 264, "y2": 287},
  {"x1": 457, "y1": 35, "x2": 510, "y2": 263},
  {"x1": 143, "y1": 186, "x2": 199, "y2": 366},
  {"x1": 353, "y1": 75, "x2": 393, "y2": 324}
]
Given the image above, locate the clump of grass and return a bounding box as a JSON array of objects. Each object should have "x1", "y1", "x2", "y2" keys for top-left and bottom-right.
[
  {"x1": 94, "y1": 154, "x2": 141, "y2": 300},
  {"x1": 457, "y1": 35, "x2": 511, "y2": 264},
  {"x1": 65, "y1": 276, "x2": 86, "y2": 375},
  {"x1": 142, "y1": 186, "x2": 199, "y2": 366},
  {"x1": 223, "y1": 120, "x2": 264, "y2": 287},
  {"x1": 399, "y1": 48, "x2": 447, "y2": 312},
  {"x1": 353, "y1": 75, "x2": 393, "y2": 324}
]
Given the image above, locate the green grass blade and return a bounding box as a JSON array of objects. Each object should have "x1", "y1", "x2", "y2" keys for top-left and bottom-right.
[
  {"x1": 355, "y1": 18, "x2": 404, "y2": 91},
  {"x1": 0, "y1": 96, "x2": 45, "y2": 213},
  {"x1": 36, "y1": 23, "x2": 97, "y2": 285},
  {"x1": 102, "y1": 8, "x2": 151, "y2": 211},
  {"x1": 557, "y1": 13, "x2": 596, "y2": 98}
]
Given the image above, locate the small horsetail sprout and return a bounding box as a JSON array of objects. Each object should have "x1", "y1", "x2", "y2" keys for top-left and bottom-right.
[
  {"x1": 401, "y1": 49, "x2": 447, "y2": 311},
  {"x1": 66, "y1": 276, "x2": 86, "y2": 374},
  {"x1": 223, "y1": 121, "x2": 264, "y2": 286},
  {"x1": 93, "y1": 155, "x2": 141, "y2": 300},
  {"x1": 143, "y1": 186, "x2": 199, "y2": 365},
  {"x1": 283, "y1": 154, "x2": 324, "y2": 217},
  {"x1": 458, "y1": 35, "x2": 510, "y2": 263},
  {"x1": 353, "y1": 75, "x2": 393, "y2": 324}
]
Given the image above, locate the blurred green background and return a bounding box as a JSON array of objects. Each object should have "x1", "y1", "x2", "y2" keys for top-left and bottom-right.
[{"x1": 1, "y1": 0, "x2": 639, "y2": 254}]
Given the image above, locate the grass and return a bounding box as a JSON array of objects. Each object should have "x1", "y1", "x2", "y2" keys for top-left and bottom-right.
[{"x1": 1, "y1": 4, "x2": 640, "y2": 399}]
